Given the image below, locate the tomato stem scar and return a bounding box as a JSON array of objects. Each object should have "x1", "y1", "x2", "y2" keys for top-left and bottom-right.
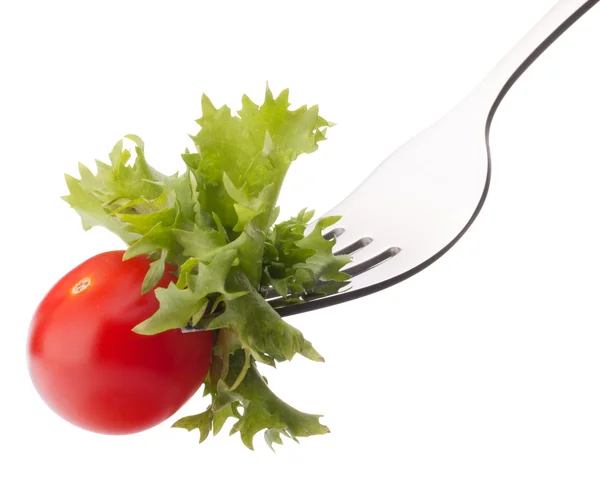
[{"x1": 72, "y1": 277, "x2": 91, "y2": 295}]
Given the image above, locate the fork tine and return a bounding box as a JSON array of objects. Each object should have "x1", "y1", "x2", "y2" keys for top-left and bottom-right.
[
  {"x1": 327, "y1": 223, "x2": 364, "y2": 251},
  {"x1": 334, "y1": 237, "x2": 373, "y2": 256},
  {"x1": 342, "y1": 246, "x2": 401, "y2": 278},
  {"x1": 323, "y1": 227, "x2": 345, "y2": 241}
]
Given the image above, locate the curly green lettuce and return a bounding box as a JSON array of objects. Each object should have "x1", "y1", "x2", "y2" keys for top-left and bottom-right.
[{"x1": 63, "y1": 86, "x2": 350, "y2": 450}]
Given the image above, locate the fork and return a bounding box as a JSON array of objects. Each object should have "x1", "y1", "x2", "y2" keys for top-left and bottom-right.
[
  {"x1": 190, "y1": 0, "x2": 599, "y2": 328},
  {"x1": 272, "y1": 0, "x2": 599, "y2": 318}
]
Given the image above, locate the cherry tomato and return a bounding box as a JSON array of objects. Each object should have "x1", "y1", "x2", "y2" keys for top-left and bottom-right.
[{"x1": 27, "y1": 251, "x2": 212, "y2": 435}]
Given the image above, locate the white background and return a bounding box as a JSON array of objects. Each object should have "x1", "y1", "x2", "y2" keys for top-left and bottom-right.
[{"x1": 1, "y1": 0, "x2": 600, "y2": 491}]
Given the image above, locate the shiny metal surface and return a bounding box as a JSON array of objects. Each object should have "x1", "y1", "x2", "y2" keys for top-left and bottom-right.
[{"x1": 274, "y1": 0, "x2": 599, "y2": 317}]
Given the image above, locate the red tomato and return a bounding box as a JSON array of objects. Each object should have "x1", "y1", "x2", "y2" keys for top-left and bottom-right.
[{"x1": 27, "y1": 251, "x2": 213, "y2": 435}]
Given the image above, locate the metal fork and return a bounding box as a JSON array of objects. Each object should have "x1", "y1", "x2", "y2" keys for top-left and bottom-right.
[
  {"x1": 271, "y1": 0, "x2": 599, "y2": 317},
  {"x1": 184, "y1": 0, "x2": 598, "y2": 330}
]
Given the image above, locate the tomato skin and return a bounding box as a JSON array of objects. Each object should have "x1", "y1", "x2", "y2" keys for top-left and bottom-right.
[{"x1": 27, "y1": 251, "x2": 212, "y2": 435}]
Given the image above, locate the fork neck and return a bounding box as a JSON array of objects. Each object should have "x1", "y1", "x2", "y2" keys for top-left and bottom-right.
[{"x1": 461, "y1": 0, "x2": 598, "y2": 125}]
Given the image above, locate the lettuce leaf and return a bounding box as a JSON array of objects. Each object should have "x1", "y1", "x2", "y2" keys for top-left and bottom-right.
[
  {"x1": 62, "y1": 86, "x2": 347, "y2": 449},
  {"x1": 173, "y1": 349, "x2": 329, "y2": 451}
]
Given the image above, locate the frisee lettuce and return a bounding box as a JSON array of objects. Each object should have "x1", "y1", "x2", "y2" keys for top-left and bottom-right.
[{"x1": 63, "y1": 86, "x2": 351, "y2": 450}]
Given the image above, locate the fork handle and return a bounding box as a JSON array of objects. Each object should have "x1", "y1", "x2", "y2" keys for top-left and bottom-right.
[{"x1": 466, "y1": 0, "x2": 598, "y2": 118}]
